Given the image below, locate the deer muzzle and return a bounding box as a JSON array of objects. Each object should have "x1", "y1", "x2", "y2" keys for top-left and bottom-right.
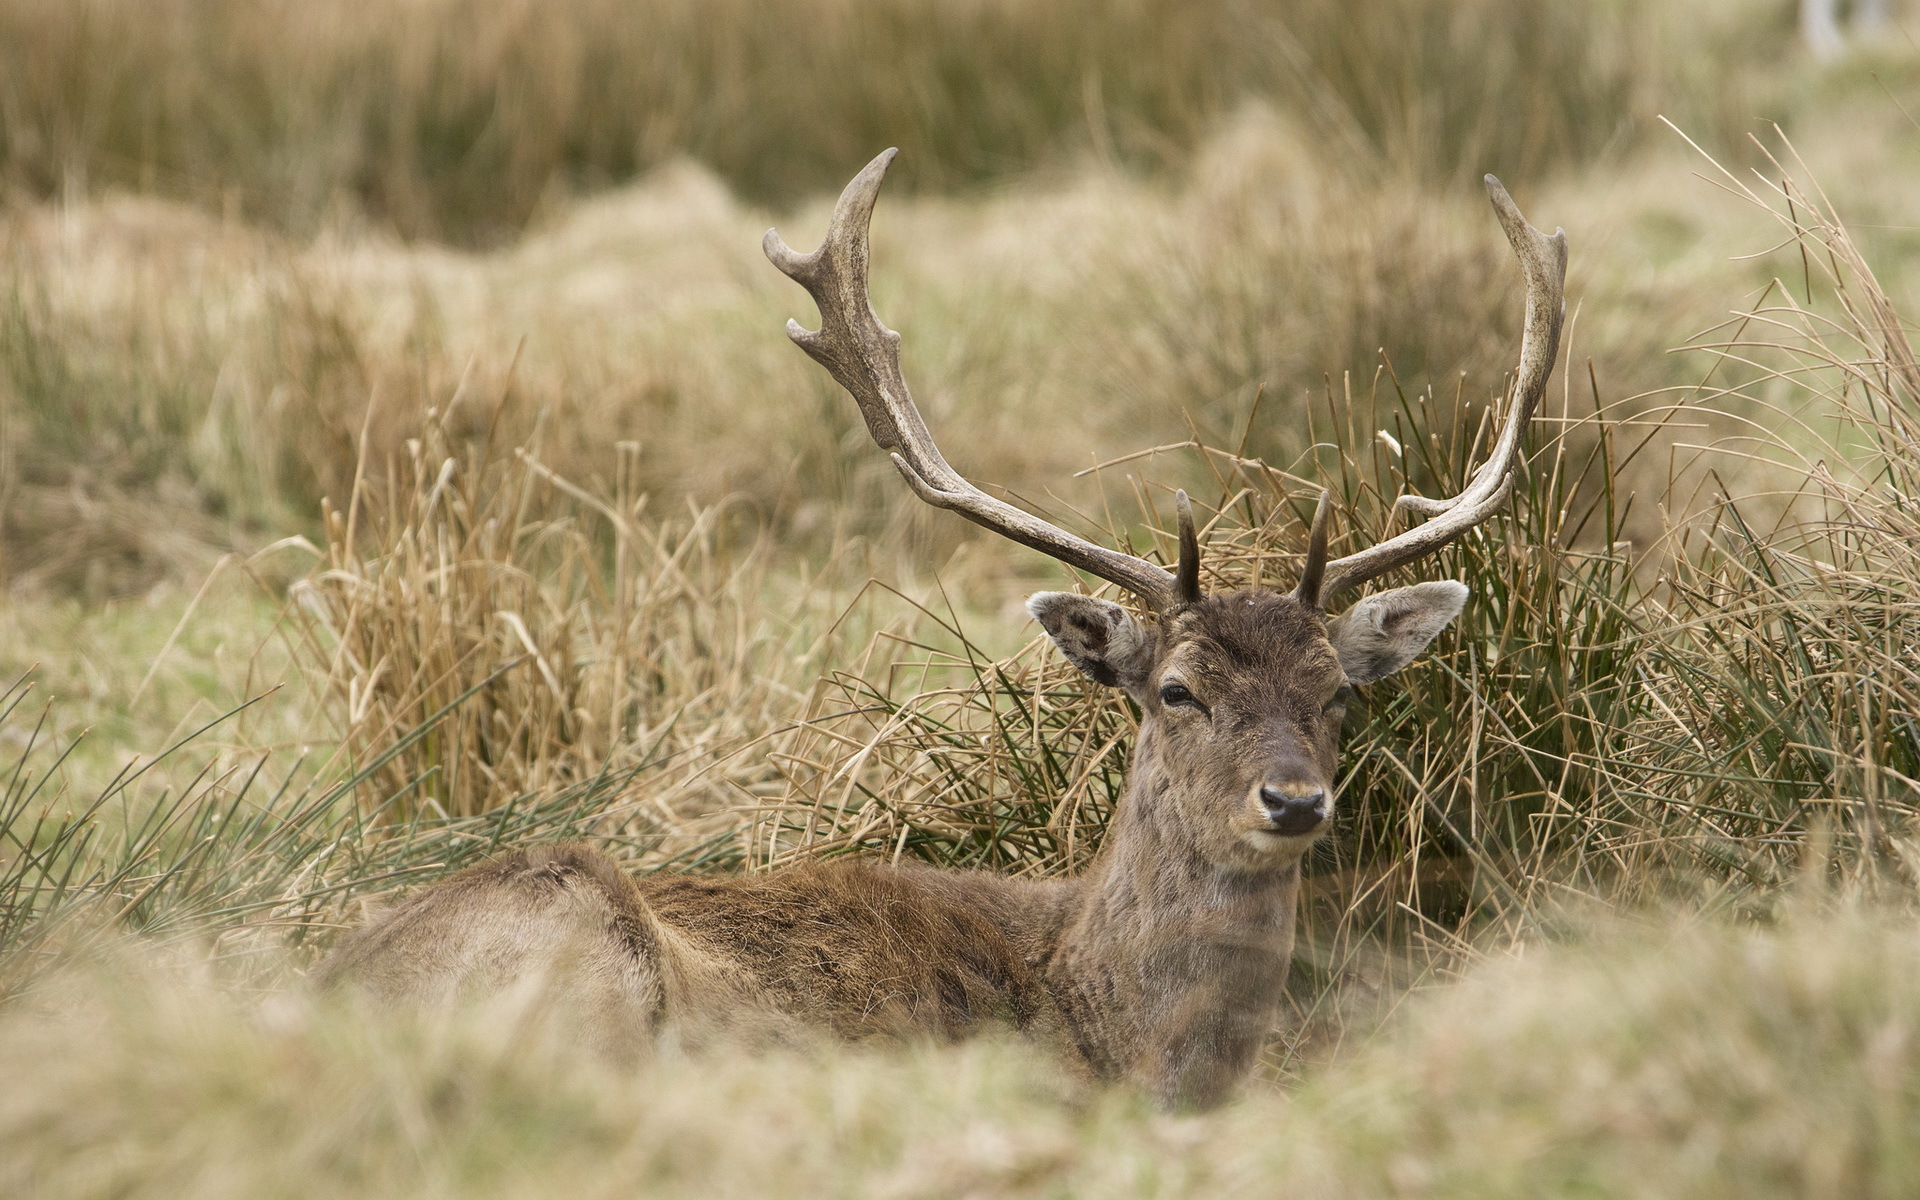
[{"x1": 1257, "y1": 785, "x2": 1327, "y2": 836}]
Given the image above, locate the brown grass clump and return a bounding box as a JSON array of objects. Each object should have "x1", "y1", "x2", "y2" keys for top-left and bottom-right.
[
  {"x1": 290, "y1": 397, "x2": 824, "y2": 822},
  {"x1": 1623, "y1": 138, "x2": 1920, "y2": 894}
]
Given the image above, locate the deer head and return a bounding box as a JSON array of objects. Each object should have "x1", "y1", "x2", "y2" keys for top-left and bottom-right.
[
  {"x1": 1026, "y1": 578, "x2": 1471, "y2": 871},
  {"x1": 766, "y1": 149, "x2": 1566, "y2": 874}
]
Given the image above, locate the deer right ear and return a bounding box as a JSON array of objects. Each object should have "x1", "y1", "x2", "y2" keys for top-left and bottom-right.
[{"x1": 1027, "y1": 592, "x2": 1154, "y2": 691}]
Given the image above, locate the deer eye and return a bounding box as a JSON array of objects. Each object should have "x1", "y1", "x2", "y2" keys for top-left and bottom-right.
[
  {"x1": 1323, "y1": 685, "x2": 1356, "y2": 715},
  {"x1": 1159, "y1": 682, "x2": 1204, "y2": 711}
]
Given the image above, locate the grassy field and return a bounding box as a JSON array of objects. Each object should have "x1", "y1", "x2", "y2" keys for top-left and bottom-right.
[{"x1": 6, "y1": 0, "x2": 1920, "y2": 1194}]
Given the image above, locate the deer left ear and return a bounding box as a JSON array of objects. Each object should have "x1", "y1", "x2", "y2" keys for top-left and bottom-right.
[
  {"x1": 1027, "y1": 592, "x2": 1155, "y2": 692},
  {"x1": 1328, "y1": 581, "x2": 1468, "y2": 685}
]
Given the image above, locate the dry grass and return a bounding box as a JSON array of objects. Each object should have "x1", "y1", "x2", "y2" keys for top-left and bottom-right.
[
  {"x1": 0, "y1": 110, "x2": 1830, "y2": 603},
  {"x1": 290, "y1": 400, "x2": 808, "y2": 821},
  {"x1": 1624, "y1": 139, "x2": 1920, "y2": 895},
  {"x1": 0, "y1": 198, "x2": 413, "y2": 595},
  {"x1": 0, "y1": 0, "x2": 1820, "y2": 606},
  {"x1": 0, "y1": 0, "x2": 1775, "y2": 243},
  {"x1": 5, "y1": 901, "x2": 1920, "y2": 1198}
]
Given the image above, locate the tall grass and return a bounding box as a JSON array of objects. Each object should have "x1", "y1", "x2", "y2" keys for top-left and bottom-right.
[
  {"x1": 0, "y1": 0, "x2": 1774, "y2": 243},
  {"x1": 291, "y1": 399, "x2": 803, "y2": 820},
  {"x1": 1627, "y1": 139, "x2": 1920, "y2": 895}
]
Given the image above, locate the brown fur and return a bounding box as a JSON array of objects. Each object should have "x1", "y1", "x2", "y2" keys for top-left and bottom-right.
[{"x1": 317, "y1": 587, "x2": 1462, "y2": 1108}]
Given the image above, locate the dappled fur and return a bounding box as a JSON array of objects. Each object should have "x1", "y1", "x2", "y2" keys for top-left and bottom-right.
[{"x1": 319, "y1": 588, "x2": 1460, "y2": 1108}]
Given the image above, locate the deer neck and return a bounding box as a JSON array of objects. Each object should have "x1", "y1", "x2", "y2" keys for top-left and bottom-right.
[
  {"x1": 1045, "y1": 722, "x2": 1301, "y2": 1098},
  {"x1": 1069, "y1": 775, "x2": 1301, "y2": 968}
]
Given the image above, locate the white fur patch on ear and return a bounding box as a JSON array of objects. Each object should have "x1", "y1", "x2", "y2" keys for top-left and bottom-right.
[
  {"x1": 1026, "y1": 592, "x2": 1154, "y2": 691},
  {"x1": 1328, "y1": 581, "x2": 1468, "y2": 685}
]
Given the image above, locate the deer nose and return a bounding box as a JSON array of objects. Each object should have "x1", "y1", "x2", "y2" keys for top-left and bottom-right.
[{"x1": 1259, "y1": 787, "x2": 1326, "y2": 836}]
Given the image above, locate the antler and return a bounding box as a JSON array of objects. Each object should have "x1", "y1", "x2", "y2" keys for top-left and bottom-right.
[
  {"x1": 1301, "y1": 176, "x2": 1568, "y2": 606},
  {"x1": 765, "y1": 148, "x2": 1194, "y2": 612}
]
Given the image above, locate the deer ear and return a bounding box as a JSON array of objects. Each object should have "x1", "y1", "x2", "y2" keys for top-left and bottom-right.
[
  {"x1": 1329, "y1": 581, "x2": 1468, "y2": 685},
  {"x1": 1027, "y1": 592, "x2": 1155, "y2": 691}
]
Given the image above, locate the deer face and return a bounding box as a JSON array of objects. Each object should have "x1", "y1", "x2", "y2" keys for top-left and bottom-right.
[{"x1": 1030, "y1": 582, "x2": 1467, "y2": 872}]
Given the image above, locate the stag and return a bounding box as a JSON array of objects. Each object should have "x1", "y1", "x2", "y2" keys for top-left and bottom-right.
[{"x1": 316, "y1": 151, "x2": 1566, "y2": 1109}]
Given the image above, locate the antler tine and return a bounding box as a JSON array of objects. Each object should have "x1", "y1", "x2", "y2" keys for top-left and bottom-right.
[
  {"x1": 765, "y1": 149, "x2": 1182, "y2": 612},
  {"x1": 1292, "y1": 491, "x2": 1332, "y2": 606},
  {"x1": 1174, "y1": 490, "x2": 1201, "y2": 607},
  {"x1": 1314, "y1": 175, "x2": 1567, "y2": 604}
]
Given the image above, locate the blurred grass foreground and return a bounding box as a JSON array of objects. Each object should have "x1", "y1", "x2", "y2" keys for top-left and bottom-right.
[{"x1": 7, "y1": 0, "x2": 1920, "y2": 1195}]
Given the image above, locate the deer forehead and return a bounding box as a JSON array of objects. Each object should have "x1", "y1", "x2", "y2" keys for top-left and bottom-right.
[{"x1": 1161, "y1": 593, "x2": 1343, "y2": 690}]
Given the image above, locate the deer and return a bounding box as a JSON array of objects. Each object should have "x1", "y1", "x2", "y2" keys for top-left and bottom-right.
[{"x1": 314, "y1": 149, "x2": 1566, "y2": 1110}]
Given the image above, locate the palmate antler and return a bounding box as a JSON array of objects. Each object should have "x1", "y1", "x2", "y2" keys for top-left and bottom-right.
[
  {"x1": 765, "y1": 150, "x2": 1566, "y2": 614},
  {"x1": 763, "y1": 149, "x2": 1195, "y2": 613}
]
